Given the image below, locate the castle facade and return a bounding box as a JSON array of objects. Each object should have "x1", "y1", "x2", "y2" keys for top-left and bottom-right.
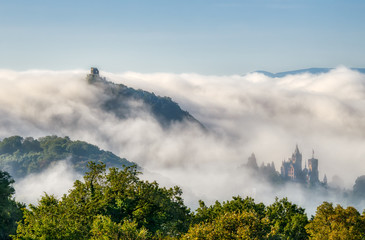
[{"x1": 280, "y1": 145, "x2": 324, "y2": 185}]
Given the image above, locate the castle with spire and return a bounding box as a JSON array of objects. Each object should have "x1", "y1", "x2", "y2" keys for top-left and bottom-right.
[
  {"x1": 245, "y1": 145, "x2": 327, "y2": 186},
  {"x1": 280, "y1": 145, "x2": 326, "y2": 185}
]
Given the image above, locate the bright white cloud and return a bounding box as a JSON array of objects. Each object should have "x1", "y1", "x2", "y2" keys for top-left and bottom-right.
[{"x1": 14, "y1": 160, "x2": 82, "y2": 205}]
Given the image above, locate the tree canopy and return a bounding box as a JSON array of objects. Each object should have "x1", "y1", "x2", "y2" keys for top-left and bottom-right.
[
  {"x1": 0, "y1": 135, "x2": 133, "y2": 179},
  {"x1": 184, "y1": 196, "x2": 308, "y2": 240},
  {"x1": 14, "y1": 162, "x2": 190, "y2": 240},
  {"x1": 0, "y1": 170, "x2": 24, "y2": 240},
  {"x1": 5, "y1": 161, "x2": 365, "y2": 239},
  {"x1": 306, "y1": 202, "x2": 365, "y2": 240}
]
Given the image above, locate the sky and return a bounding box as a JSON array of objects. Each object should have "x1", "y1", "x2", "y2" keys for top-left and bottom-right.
[{"x1": 1, "y1": 0, "x2": 365, "y2": 74}]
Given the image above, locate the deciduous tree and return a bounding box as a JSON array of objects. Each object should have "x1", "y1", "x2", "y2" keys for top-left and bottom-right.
[
  {"x1": 306, "y1": 202, "x2": 365, "y2": 240},
  {"x1": 0, "y1": 170, "x2": 23, "y2": 240},
  {"x1": 14, "y1": 162, "x2": 190, "y2": 239}
]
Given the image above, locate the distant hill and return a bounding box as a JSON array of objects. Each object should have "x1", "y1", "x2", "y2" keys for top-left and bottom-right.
[
  {"x1": 254, "y1": 68, "x2": 365, "y2": 78},
  {"x1": 87, "y1": 69, "x2": 203, "y2": 128},
  {"x1": 0, "y1": 135, "x2": 134, "y2": 179}
]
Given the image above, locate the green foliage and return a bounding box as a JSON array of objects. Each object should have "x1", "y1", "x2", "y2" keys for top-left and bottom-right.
[
  {"x1": 265, "y1": 197, "x2": 308, "y2": 240},
  {"x1": 0, "y1": 136, "x2": 23, "y2": 155},
  {"x1": 14, "y1": 162, "x2": 191, "y2": 239},
  {"x1": 0, "y1": 170, "x2": 24, "y2": 240},
  {"x1": 188, "y1": 197, "x2": 270, "y2": 239},
  {"x1": 306, "y1": 202, "x2": 365, "y2": 240},
  {"x1": 12, "y1": 161, "x2": 365, "y2": 240},
  {"x1": 190, "y1": 197, "x2": 310, "y2": 240},
  {"x1": 90, "y1": 215, "x2": 148, "y2": 240},
  {"x1": 0, "y1": 135, "x2": 133, "y2": 179},
  {"x1": 193, "y1": 196, "x2": 266, "y2": 225},
  {"x1": 183, "y1": 211, "x2": 270, "y2": 240},
  {"x1": 2, "y1": 136, "x2": 363, "y2": 240}
]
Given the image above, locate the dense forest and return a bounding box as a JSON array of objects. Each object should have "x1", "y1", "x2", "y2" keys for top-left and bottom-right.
[
  {"x1": 0, "y1": 136, "x2": 133, "y2": 179},
  {"x1": 1, "y1": 162, "x2": 365, "y2": 239}
]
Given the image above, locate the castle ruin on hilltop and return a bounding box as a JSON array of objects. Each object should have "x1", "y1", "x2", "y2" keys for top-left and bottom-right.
[
  {"x1": 87, "y1": 67, "x2": 106, "y2": 83},
  {"x1": 90, "y1": 67, "x2": 99, "y2": 76}
]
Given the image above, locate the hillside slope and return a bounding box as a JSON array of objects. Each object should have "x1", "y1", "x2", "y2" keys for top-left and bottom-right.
[
  {"x1": 0, "y1": 135, "x2": 134, "y2": 179},
  {"x1": 87, "y1": 69, "x2": 203, "y2": 127}
]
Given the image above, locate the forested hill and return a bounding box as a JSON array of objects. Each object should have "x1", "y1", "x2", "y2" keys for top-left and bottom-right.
[
  {"x1": 87, "y1": 72, "x2": 204, "y2": 128},
  {"x1": 0, "y1": 135, "x2": 134, "y2": 179}
]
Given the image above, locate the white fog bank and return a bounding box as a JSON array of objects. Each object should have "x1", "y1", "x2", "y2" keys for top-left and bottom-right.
[{"x1": 1, "y1": 66, "x2": 365, "y2": 214}]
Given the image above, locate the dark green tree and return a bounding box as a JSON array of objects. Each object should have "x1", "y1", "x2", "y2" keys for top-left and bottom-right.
[
  {"x1": 0, "y1": 170, "x2": 23, "y2": 240},
  {"x1": 0, "y1": 136, "x2": 23, "y2": 155},
  {"x1": 21, "y1": 137, "x2": 42, "y2": 153},
  {"x1": 0, "y1": 135, "x2": 133, "y2": 179}
]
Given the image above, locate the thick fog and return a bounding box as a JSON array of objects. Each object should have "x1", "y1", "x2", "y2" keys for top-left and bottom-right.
[
  {"x1": 1, "y1": 66, "x2": 365, "y2": 215},
  {"x1": 13, "y1": 159, "x2": 82, "y2": 205}
]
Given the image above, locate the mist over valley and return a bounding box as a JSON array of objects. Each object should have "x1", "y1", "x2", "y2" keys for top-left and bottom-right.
[{"x1": 0, "y1": 67, "x2": 365, "y2": 216}]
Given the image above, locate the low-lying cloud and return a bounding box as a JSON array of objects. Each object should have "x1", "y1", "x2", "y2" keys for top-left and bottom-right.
[
  {"x1": 14, "y1": 159, "x2": 82, "y2": 205},
  {"x1": 1, "y1": 66, "x2": 365, "y2": 215}
]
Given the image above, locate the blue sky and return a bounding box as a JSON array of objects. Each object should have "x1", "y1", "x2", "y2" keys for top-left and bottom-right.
[{"x1": 1, "y1": 0, "x2": 364, "y2": 74}]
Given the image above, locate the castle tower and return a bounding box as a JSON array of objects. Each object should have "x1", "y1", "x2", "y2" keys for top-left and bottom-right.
[
  {"x1": 281, "y1": 145, "x2": 304, "y2": 181},
  {"x1": 90, "y1": 67, "x2": 99, "y2": 76},
  {"x1": 87, "y1": 67, "x2": 101, "y2": 83},
  {"x1": 290, "y1": 144, "x2": 302, "y2": 177},
  {"x1": 281, "y1": 146, "x2": 322, "y2": 184},
  {"x1": 307, "y1": 153, "x2": 319, "y2": 184}
]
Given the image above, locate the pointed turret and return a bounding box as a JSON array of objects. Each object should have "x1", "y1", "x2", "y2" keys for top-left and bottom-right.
[
  {"x1": 323, "y1": 174, "x2": 327, "y2": 185},
  {"x1": 290, "y1": 144, "x2": 302, "y2": 178},
  {"x1": 247, "y1": 153, "x2": 258, "y2": 171},
  {"x1": 294, "y1": 144, "x2": 300, "y2": 154}
]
